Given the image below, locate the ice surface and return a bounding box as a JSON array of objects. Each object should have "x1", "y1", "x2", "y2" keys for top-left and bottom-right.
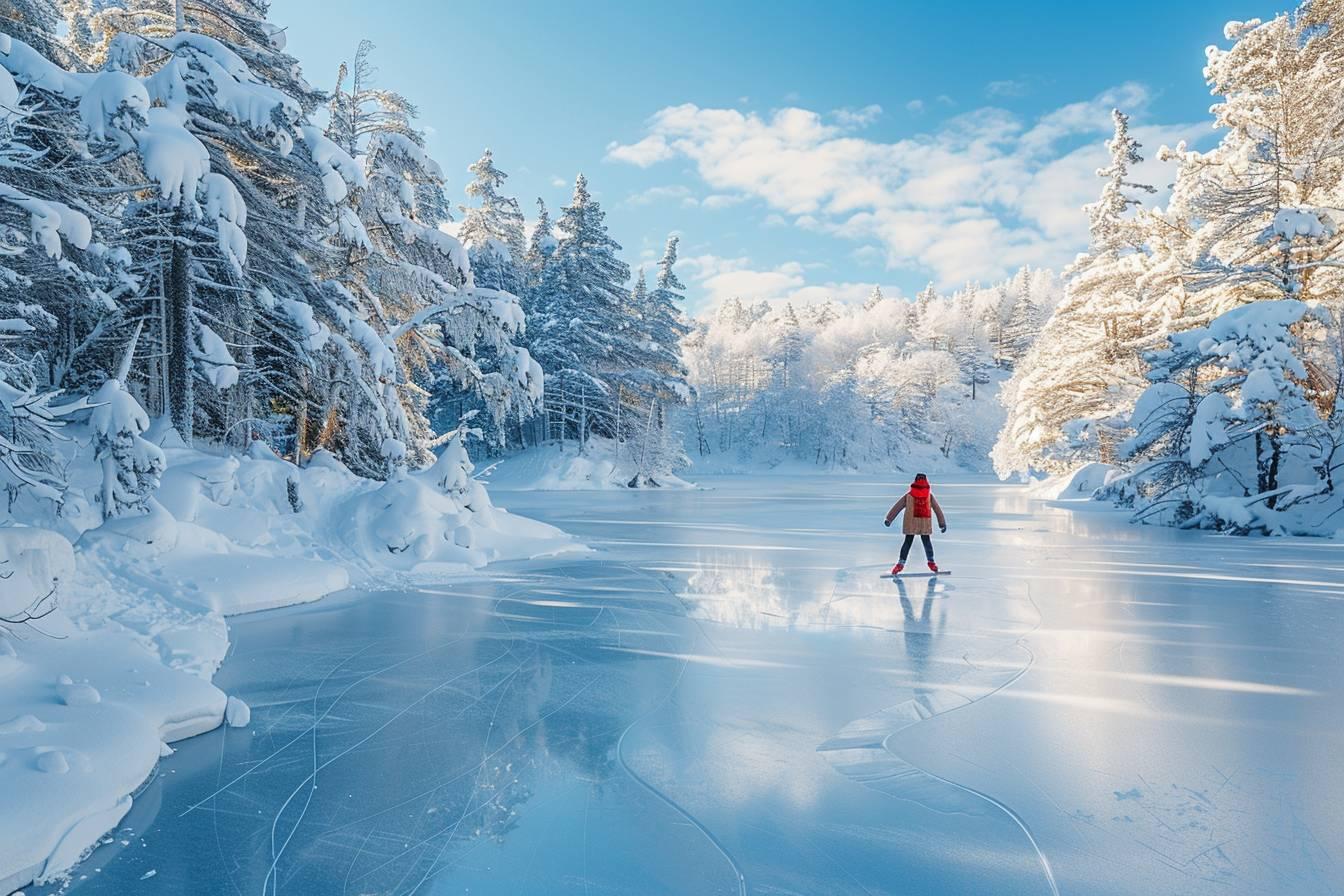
[{"x1": 34, "y1": 474, "x2": 1344, "y2": 895}]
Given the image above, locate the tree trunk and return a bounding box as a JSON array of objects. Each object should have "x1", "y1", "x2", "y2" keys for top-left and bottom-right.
[
  {"x1": 167, "y1": 211, "x2": 194, "y2": 442},
  {"x1": 578, "y1": 384, "x2": 588, "y2": 452}
]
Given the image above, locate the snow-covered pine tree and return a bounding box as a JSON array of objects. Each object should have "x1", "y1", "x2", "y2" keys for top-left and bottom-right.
[
  {"x1": 536, "y1": 174, "x2": 637, "y2": 447},
  {"x1": 436, "y1": 152, "x2": 534, "y2": 451},
  {"x1": 953, "y1": 327, "x2": 992, "y2": 401},
  {"x1": 644, "y1": 236, "x2": 693, "y2": 395},
  {"x1": 768, "y1": 303, "x2": 804, "y2": 390},
  {"x1": 3, "y1": 0, "x2": 65, "y2": 59},
  {"x1": 522, "y1": 198, "x2": 557, "y2": 303},
  {"x1": 324, "y1": 44, "x2": 538, "y2": 474},
  {"x1": 58, "y1": 0, "x2": 340, "y2": 451},
  {"x1": 993, "y1": 111, "x2": 1157, "y2": 476},
  {"x1": 912, "y1": 283, "x2": 938, "y2": 348},
  {"x1": 1178, "y1": 7, "x2": 1344, "y2": 314},
  {"x1": 86, "y1": 325, "x2": 164, "y2": 519},
  {"x1": 1119, "y1": 297, "x2": 1336, "y2": 533},
  {"x1": 630, "y1": 267, "x2": 649, "y2": 318},
  {"x1": 0, "y1": 348, "x2": 83, "y2": 509},
  {"x1": 0, "y1": 30, "x2": 147, "y2": 400},
  {"x1": 622, "y1": 236, "x2": 693, "y2": 484},
  {"x1": 459, "y1": 149, "x2": 525, "y2": 295},
  {"x1": 1097, "y1": 7, "x2": 1344, "y2": 531},
  {"x1": 325, "y1": 40, "x2": 418, "y2": 155},
  {"x1": 1000, "y1": 287, "x2": 1040, "y2": 367}
]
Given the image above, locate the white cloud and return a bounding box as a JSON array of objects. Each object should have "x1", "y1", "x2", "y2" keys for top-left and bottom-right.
[
  {"x1": 679, "y1": 253, "x2": 900, "y2": 311},
  {"x1": 624, "y1": 184, "x2": 693, "y2": 206},
  {"x1": 607, "y1": 86, "x2": 1206, "y2": 288},
  {"x1": 604, "y1": 135, "x2": 674, "y2": 167},
  {"x1": 905, "y1": 99, "x2": 925, "y2": 114},
  {"x1": 851, "y1": 244, "x2": 884, "y2": 265},
  {"x1": 986, "y1": 78, "x2": 1030, "y2": 98},
  {"x1": 702, "y1": 193, "x2": 748, "y2": 210},
  {"x1": 832, "y1": 104, "x2": 883, "y2": 128}
]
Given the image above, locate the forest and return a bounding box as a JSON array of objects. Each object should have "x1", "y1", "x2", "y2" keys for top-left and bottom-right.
[{"x1": 3, "y1": 0, "x2": 1344, "y2": 548}]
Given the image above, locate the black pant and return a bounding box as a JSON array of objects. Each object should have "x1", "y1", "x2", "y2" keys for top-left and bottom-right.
[{"x1": 900, "y1": 534, "x2": 934, "y2": 562}]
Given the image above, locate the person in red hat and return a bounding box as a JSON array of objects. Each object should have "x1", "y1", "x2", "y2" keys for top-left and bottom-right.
[{"x1": 882, "y1": 473, "x2": 947, "y2": 574}]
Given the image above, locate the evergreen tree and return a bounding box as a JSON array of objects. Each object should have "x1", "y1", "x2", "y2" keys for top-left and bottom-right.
[
  {"x1": 536, "y1": 174, "x2": 638, "y2": 446},
  {"x1": 325, "y1": 40, "x2": 418, "y2": 155},
  {"x1": 459, "y1": 148, "x2": 525, "y2": 295},
  {"x1": 623, "y1": 237, "x2": 692, "y2": 483},
  {"x1": 326, "y1": 46, "x2": 537, "y2": 472},
  {"x1": 993, "y1": 112, "x2": 1158, "y2": 476},
  {"x1": 1120, "y1": 299, "x2": 1334, "y2": 533},
  {"x1": 644, "y1": 236, "x2": 693, "y2": 393},
  {"x1": 1000, "y1": 288, "x2": 1041, "y2": 366}
]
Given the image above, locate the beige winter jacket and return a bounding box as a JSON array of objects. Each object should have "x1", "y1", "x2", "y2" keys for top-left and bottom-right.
[{"x1": 885, "y1": 491, "x2": 946, "y2": 535}]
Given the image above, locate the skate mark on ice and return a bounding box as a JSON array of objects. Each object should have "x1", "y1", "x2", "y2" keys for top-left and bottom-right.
[
  {"x1": 260, "y1": 648, "x2": 514, "y2": 896},
  {"x1": 816, "y1": 575, "x2": 1061, "y2": 896},
  {"x1": 615, "y1": 657, "x2": 748, "y2": 896},
  {"x1": 605, "y1": 562, "x2": 746, "y2": 896}
]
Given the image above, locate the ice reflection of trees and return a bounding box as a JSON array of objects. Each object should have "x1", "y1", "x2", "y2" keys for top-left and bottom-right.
[
  {"x1": 451, "y1": 641, "x2": 552, "y2": 843},
  {"x1": 680, "y1": 557, "x2": 791, "y2": 628},
  {"x1": 680, "y1": 559, "x2": 961, "y2": 632}
]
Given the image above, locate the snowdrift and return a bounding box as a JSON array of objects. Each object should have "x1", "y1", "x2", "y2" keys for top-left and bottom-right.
[
  {"x1": 0, "y1": 426, "x2": 580, "y2": 891},
  {"x1": 1025, "y1": 462, "x2": 1122, "y2": 501},
  {"x1": 483, "y1": 438, "x2": 695, "y2": 491}
]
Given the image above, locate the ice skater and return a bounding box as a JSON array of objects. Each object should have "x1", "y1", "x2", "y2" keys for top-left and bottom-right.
[{"x1": 883, "y1": 473, "x2": 947, "y2": 575}]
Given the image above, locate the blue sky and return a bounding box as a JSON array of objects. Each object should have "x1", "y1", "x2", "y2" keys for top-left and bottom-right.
[{"x1": 271, "y1": 0, "x2": 1270, "y2": 312}]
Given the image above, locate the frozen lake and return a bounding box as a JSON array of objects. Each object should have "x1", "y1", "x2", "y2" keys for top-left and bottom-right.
[{"x1": 43, "y1": 474, "x2": 1343, "y2": 895}]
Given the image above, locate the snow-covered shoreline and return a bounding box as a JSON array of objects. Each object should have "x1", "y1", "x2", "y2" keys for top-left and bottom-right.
[
  {"x1": 0, "y1": 431, "x2": 582, "y2": 893},
  {"x1": 481, "y1": 437, "x2": 697, "y2": 491}
]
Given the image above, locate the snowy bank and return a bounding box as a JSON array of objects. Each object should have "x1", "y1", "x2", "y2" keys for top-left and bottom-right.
[
  {"x1": 0, "y1": 427, "x2": 580, "y2": 892},
  {"x1": 482, "y1": 438, "x2": 695, "y2": 491},
  {"x1": 683, "y1": 435, "x2": 979, "y2": 479},
  {"x1": 0, "y1": 526, "x2": 222, "y2": 894},
  {"x1": 1024, "y1": 462, "x2": 1122, "y2": 501}
]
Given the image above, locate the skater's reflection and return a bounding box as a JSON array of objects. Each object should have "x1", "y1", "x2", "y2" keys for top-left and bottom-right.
[{"x1": 895, "y1": 577, "x2": 945, "y2": 694}]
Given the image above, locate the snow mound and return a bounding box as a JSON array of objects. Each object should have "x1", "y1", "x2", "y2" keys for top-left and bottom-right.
[
  {"x1": 484, "y1": 439, "x2": 694, "y2": 491},
  {"x1": 225, "y1": 696, "x2": 250, "y2": 728},
  {"x1": 1026, "y1": 462, "x2": 1121, "y2": 500},
  {"x1": 0, "y1": 529, "x2": 226, "y2": 893},
  {"x1": 0, "y1": 421, "x2": 579, "y2": 891}
]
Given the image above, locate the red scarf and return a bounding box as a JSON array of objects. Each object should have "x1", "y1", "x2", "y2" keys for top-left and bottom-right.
[{"x1": 909, "y1": 480, "x2": 932, "y2": 518}]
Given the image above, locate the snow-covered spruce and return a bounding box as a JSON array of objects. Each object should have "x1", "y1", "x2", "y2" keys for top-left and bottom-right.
[
  {"x1": 993, "y1": 110, "x2": 1156, "y2": 479},
  {"x1": 516, "y1": 177, "x2": 692, "y2": 484},
  {"x1": 1113, "y1": 299, "x2": 1343, "y2": 534}
]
